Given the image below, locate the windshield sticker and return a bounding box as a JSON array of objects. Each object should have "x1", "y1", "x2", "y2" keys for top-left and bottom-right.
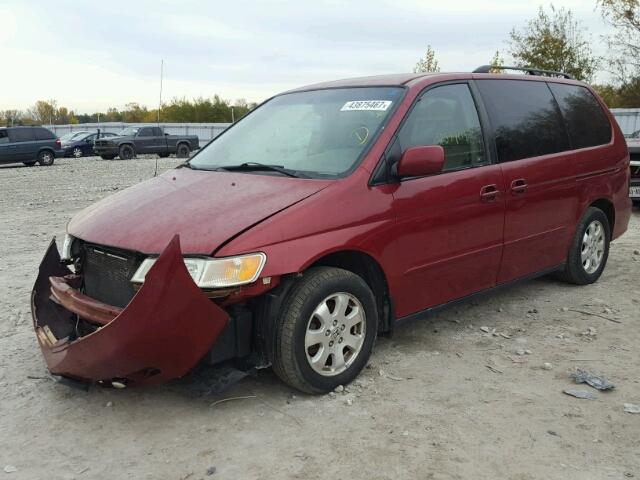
[{"x1": 341, "y1": 100, "x2": 392, "y2": 112}]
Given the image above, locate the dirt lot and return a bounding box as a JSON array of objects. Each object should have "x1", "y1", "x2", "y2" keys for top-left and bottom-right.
[{"x1": 0, "y1": 156, "x2": 639, "y2": 480}]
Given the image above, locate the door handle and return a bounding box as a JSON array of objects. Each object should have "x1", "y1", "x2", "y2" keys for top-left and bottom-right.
[
  {"x1": 510, "y1": 179, "x2": 527, "y2": 195},
  {"x1": 480, "y1": 184, "x2": 500, "y2": 202}
]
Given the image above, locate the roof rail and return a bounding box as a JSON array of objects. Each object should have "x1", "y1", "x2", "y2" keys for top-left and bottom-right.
[{"x1": 472, "y1": 65, "x2": 573, "y2": 80}]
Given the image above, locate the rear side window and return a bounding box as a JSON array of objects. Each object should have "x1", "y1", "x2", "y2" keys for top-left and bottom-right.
[
  {"x1": 34, "y1": 127, "x2": 55, "y2": 140},
  {"x1": 138, "y1": 127, "x2": 153, "y2": 136},
  {"x1": 152, "y1": 127, "x2": 163, "y2": 136},
  {"x1": 8, "y1": 128, "x2": 35, "y2": 142},
  {"x1": 548, "y1": 83, "x2": 612, "y2": 149},
  {"x1": 0, "y1": 130, "x2": 8, "y2": 144},
  {"x1": 398, "y1": 83, "x2": 486, "y2": 171},
  {"x1": 476, "y1": 80, "x2": 569, "y2": 162}
]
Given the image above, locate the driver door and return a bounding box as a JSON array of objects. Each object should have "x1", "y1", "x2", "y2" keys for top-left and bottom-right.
[{"x1": 389, "y1": 82, "x2": 506, "y2": 317}]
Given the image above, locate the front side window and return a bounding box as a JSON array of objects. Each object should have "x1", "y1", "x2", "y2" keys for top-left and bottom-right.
[
  {"x1": 548, "y1": 83, "x2": 612, "y2": 149},
  {"x1": 398, "y1": 83, "x2": 486, "y2": 170},
  {"x1": 190, "y1": 87, "x2": 403, "y2": 177},
  {"x1": 137, "y1": 127, "x2": 153, "y2": 137},
  {"x1": 476, "y1": 80, "x2": 569, "y2": 162},
  {"x1": 0, "y1": 130, "x2": 8, "y2": 144}
]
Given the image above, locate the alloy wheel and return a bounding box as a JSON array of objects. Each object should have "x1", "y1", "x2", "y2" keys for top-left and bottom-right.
[
  {"x1": 304, "y1": 292, "x2": 366, "y2": 376},
  {"x1": 73, "y1": 147, "x2": 82, "y2": 158},
  {"x1": 581, "y1": 220, "x2": 605, "y2": 274}
]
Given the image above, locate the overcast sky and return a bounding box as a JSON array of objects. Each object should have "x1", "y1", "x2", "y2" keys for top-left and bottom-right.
[{"x1": 0, "y1": 0, "x2": 612, "y2": 114}]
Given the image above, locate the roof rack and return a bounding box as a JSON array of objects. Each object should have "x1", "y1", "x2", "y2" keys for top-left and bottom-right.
[{"x1": 472, "y1": 65, "x2": 573, "y2": 80}]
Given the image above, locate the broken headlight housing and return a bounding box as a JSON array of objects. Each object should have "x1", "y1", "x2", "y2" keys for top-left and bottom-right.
[{"x1": 131, "y1": 253, "x2": 266, "y2": 288}]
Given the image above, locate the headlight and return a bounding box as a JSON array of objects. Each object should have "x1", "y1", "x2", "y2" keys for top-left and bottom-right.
[
  {"x1": 130, "y1": 253, "x2": 267, "y2": 288},
  {"x1": 61, "y1": 234, "x2": 75, "y2": 261}
]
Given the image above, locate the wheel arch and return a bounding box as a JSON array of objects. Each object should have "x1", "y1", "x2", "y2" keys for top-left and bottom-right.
[
  {"x1": 307, "y1": 249, "x2": 393, "y2": 333},
  {"x1": 589, "y1": 198, "x2": 615, "y2": 235}
]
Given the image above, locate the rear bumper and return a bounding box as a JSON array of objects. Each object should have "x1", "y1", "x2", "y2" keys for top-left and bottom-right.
[{"x1": 31, "y1": 235, "x2": 229, "y2": 386}]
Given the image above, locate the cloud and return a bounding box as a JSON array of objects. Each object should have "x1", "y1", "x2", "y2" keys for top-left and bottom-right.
[{"x1": 0, "y1": 0, "x2": 613, "y2": 113}]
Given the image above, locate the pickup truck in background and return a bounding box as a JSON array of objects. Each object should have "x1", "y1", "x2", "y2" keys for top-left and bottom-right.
[
  {"x1": 93, "y1": 126, "x2": 200, "y2": 160},
  {"x1": 626, "y1": 130, "x2": 640, "y2": 204}
]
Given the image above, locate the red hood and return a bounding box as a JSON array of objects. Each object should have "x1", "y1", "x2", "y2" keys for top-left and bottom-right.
[{"x1": 67, "y1": 169, "x2": 331, "y2": 254}]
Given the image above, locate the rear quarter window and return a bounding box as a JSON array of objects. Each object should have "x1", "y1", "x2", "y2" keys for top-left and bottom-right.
[
  {"x1": 34, "y1": 127, "x2": 56, "y2": 140},
  {"x1": 8, "y1": 128, "x2": 35, "y2": 142},
  {"x1": 548, "y1": 83, "x2": 612, "y2": 149},
  {"x1": 476, "y1": 80, "x2": 569, "y2": 162}
]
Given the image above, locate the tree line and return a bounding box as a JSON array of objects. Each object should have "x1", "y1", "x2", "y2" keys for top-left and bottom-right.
[
  {"x1": 413, "y1": 1, "x2": 640, "y2": 108},
  {"x1": 0, "y1": 96, "x2": 257, "y2": 127}
]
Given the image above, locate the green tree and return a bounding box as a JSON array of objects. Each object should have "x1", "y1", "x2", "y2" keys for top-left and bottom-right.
[
  {"x1": 507, "y1": 6, "x2": 599, "y2": 81},
  {"x1": 598, "y1": 0, "x2": 640, "y2": 80},
  {"x1": 413, "y1": 45, "x2": 440, "y2": 73},
  {"x1": 489, "y1": 50, "x2": 505, "y2": 73}
]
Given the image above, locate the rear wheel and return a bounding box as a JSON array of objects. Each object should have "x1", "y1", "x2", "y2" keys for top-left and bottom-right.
[
  {"x1": 119, "y1": 144, "x2": 135, "y2": 160},
  {"x1": 176, "y1": 143, "x2": 190, "y2": 158},
  {"x1": 72, "y1": 147, "x2": 83, "y2": 158},
  {"x1": 37, "y1": 150, "x2": 54, "y2": 166},
  {"x1": 272, "y1": 267, "x2": 378, "y2": 394},
  {"x1": 558, "y1": 207, "x2": 610, "y2": 285}
]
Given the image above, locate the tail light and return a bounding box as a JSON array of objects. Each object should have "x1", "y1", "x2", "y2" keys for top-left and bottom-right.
[{"x1": 55, "y1": 138, "x2": 61, "y2": 147}]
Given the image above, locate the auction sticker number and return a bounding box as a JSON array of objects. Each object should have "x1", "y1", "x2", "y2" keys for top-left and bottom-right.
[{"x1": 341, "y1": 100, "x2": 392, "y2": 112}]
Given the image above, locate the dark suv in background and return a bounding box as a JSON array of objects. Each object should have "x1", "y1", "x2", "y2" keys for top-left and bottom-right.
[{"x1": 0, "y1": 126, "x2": 62, "y2": 166}]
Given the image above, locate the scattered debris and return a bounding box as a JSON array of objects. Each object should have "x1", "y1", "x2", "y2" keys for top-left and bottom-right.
[
  {"x1": 402, "y1": 430, "x2": 409, "y2": 436},
  {"x1": 623, "y1": 403, "x2": 640, "y2": 414},
  {"x1": 569, "y1": 309, "x2": 622, "y2": 324},
  {"x1": 570, "y1": 369, "x2": 615, "y2": 391},
  {"x1": 527, "y1": 308, "x2": 538, "y2": 314},
  {"x1": 345, "y1": 398, "x2": 353, "y2": 406},
  {"x1": 634, "y1": 249, "x2": 640, "y2": 256},
  {"x1": 206, "y1": 466, "x2": 217, "y2": 476},
  {"x1": 485, "y1": 365, "x2": 503, "y2": 374},
  {"x1": 480, "y1": 326, "x2": 491, "y2": 333},
  {"x1": 498, "y1": 332, "x2": 511, "y2": 339},
  {"x1": 547, "y1": 430, "x2": 559, "y2": 437},
  {"x1": 560, "y1": 307, "x2": 569, "y2": 312},
  {"x1": 3, "y1": 465, "x2": 17, "y2": 474},
  {"x1": 105, "y1": 401, "x2": 113, "y2": 408},
  {"x1": 509, "y1": 356, "x2": 527, "y2": 364},
  {"x1": 209, "y1": 395, "x2": 256, "y2": 407},
  {"x1": 542, "y1": 363, "x2": 553, "y2": 370},
  {"x1": 581, "y1": 327, "x2": 598, "y2": 337},
  {"x1": 563, "y1": 389, "x2": 597, "y2": 400},
  {"x1": 378, "y1": 370, "x2": 404, "y2": 381},
  {"x1": 334, "y1": 385, "x2": 344, "y2": 393},
  {"x1": 328, "y1": 392, "x2": 336, "y2": 399}
]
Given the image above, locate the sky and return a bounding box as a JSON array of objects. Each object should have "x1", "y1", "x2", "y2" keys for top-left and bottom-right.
[{"x1": 0, "y1": 0, "x2": 613, "y2": 114}]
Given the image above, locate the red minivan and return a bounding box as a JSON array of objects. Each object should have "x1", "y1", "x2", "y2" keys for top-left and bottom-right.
[{"x1": 32, "y1": 67, "x2": 632, "y2": 393}]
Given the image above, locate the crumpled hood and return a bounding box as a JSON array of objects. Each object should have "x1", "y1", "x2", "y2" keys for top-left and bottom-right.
[{"x1": 68, "y1": 168, "x2": 331, "y2": 254}]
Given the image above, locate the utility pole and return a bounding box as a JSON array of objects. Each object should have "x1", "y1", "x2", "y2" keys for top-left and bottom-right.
[
  {"x1": 158, "y1": 59, "x2": 164, "y2": 125},
  {"x1": 231, "y1": 106, "x2": 235, "y2": 123}
]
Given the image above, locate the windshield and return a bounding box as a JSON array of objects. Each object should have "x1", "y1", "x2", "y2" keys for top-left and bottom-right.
[
  {"x1": 118, "y1": 127, "x2": 139, "y2": 136},
  {"x1": 190, "y1": 87, "x2": 403, "y2": 177},
  {"x1": 60, "y1": 131, "x2": 88, "y2": 142}
]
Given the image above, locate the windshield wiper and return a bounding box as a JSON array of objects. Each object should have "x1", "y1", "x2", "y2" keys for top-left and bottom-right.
[{"x1": 217, "y1": 162, "x2": 308, "y2": 178}]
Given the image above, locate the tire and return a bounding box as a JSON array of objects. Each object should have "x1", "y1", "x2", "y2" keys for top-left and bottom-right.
[
  {"x1": 37, "y1": 150, "x2": 55, "y2": 166},
  {"x1": 72, "y1": 147, "x2": 83, "y2": 158},
  {"x1": 23, "y1": 161, "x2": 36, "y2": 167},
  {"x1": 176, "y1": 143, "x2": 190, "y2": 158},
  {"x1": 119, "y1": 144, "x2": 135, "y2": 160},
  {"x1": 100, "y1": 155, "x2": 116, "y2": 160},
  {"x1": 272, "y1": 267, "x2": 378, "y2": 394},
  {"x1": 557, "y1": 207, "x2": 610, "y2": 285}
]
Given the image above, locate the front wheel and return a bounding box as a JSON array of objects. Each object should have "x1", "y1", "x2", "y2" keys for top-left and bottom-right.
[
  {"x1": 558, "y1": 207, "x2": 610, "y2": 285},
  {"x1": 72, "y1": 147, "x2": 83, "y2": 158},
  {"x1": 37, "y1": 150, "x2": 54, "y2": 166},
  {"x1": 272, "y1": 267, "x2": 378, "y2": 394},
  {"x1": 119, "y1": 144, "x2": 135, "y2": 160},
  {"x1": 176, "y1": 143, "x2": 190, "y2": 158}
]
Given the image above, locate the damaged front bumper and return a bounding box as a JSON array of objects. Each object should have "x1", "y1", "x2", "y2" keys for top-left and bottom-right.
[{"x1": 31, "y1": 235, "x2": 230, "y2": 386}]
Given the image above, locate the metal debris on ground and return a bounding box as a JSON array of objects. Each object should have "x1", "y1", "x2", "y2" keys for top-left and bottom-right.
[
  {"x1": 563, "y1": 389, "x2": 597, "y2": 400},
  {"x1": 3, "y1": 465, "x2": 17, "y2": 473},
  {"x1": 570, "y1": 369, "x2": 615, "y2": 391},
  {"x1": 206, "y1": 466, "x2": 216, "y2": 476},
  {"x1": 624, "y1": 403, "x2": 640, "y2": 414},
  {"x1": 542, "y1": 363, "x2": 553, "y2": 370}
]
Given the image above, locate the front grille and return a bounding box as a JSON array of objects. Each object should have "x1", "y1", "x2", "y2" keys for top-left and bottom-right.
[{"x1": 80, "y1": 243, "x2": 142, "y2": 308}]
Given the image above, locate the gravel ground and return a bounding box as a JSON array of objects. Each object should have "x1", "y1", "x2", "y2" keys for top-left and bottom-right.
[{"x1": 1, "y1": 156, "x2": 639, "y2": 480}]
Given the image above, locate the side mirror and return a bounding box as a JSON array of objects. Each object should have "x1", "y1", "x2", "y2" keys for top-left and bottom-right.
[{"x1": 397, "y1": 145, "x2": 445, "y2": 178}]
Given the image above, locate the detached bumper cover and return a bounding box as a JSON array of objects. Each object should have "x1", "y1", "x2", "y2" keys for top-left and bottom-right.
[{"x1": 31, "y1": 235, "x2": 229, "y2": 386}]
